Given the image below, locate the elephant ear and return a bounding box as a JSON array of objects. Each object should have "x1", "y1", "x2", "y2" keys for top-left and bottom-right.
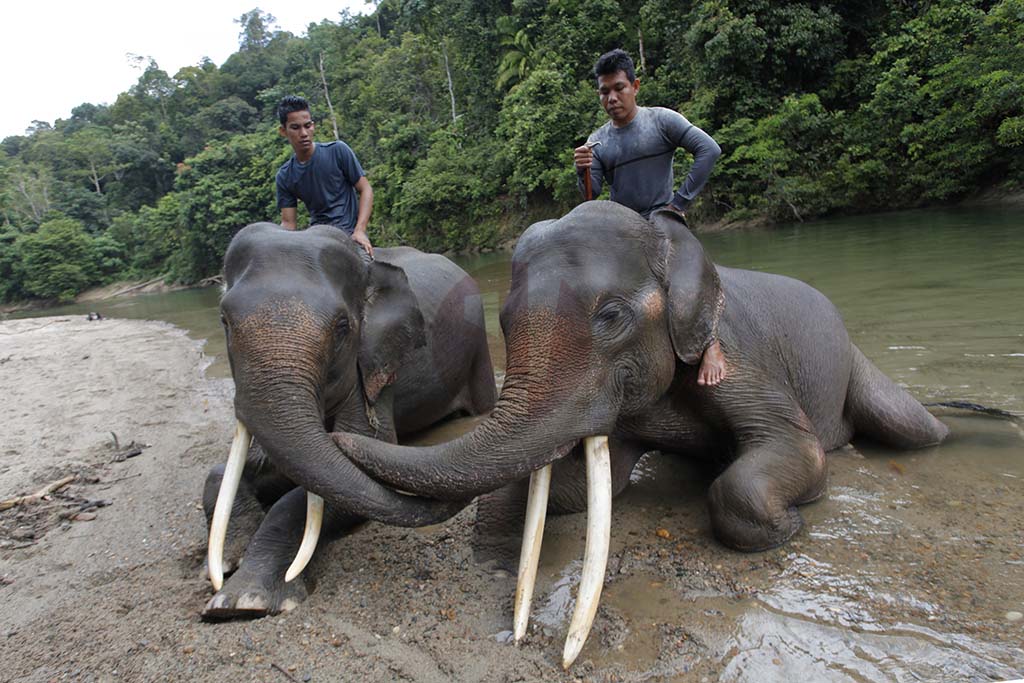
[
  {"x1": 359, "y1": 261, "x2": 427, "y2": 404},
  {"x1": 653, "y1": 209, "x2": 724, "y2": 365}
]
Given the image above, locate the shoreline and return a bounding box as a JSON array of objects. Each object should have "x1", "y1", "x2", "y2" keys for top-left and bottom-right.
[
  {"x1": 5, "y1": 193, "x2": 1022, "y2": 316},
  {"x1": 2, "y1": 316, "x2": 1022, "y2": 681}
]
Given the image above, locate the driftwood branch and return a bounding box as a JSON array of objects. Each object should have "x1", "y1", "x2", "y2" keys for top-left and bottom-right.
[
  {"x1": 0, "y1": 475, "x2": 75, "y2": 511},
  {"x1": 109, "y1": 277, "x2": 166, "y2": 298},
  {"x1": 271, "y1": 662, "x2": 300, "y2": 682},
  {"x1": 112, "y1": 447, "x2": 144, "y2": 462},
  {"x1": 109, "y1": 438, "x2": 148, "y2": 462}
]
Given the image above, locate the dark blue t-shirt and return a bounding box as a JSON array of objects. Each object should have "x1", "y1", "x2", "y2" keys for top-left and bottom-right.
[{"x1": 275, "y1": 141, "x2": 365, "y2": 234}]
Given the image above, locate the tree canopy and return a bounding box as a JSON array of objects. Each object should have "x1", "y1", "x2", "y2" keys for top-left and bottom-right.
[{"x1": 2, "y1": 0, "x2": 1021, "y2": 302}]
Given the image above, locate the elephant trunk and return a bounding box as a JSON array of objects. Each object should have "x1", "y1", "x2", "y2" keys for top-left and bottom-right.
[
  {"x1": 333, "y1": 306, "x2": 617, "y2": 499},
  {"x1": 239, "y1": 373, "x2": 467, "y2": 526},
  {"x1": 208, "y1": 326, "x2": 464, "y2": 590},
  {"x1": 332, "y1": 400, "x2": 584, "y2": 500}
]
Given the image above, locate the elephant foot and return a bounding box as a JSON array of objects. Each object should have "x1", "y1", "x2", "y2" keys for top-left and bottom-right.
[
  {"x1": 715, "y1": 505, "x2": 804, "y2": 553},
  {"x1": 708, "y1": 466, "x2": 813, "y2": 553},
  {"x1": 201, "y1": 567, "x2": 308, "y2": 621}
]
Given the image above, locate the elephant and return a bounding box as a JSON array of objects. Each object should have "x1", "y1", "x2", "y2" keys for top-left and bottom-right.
[
  {"x1": 310, "y1": 201, "x2": 949, "y2": 665},
  {"x1": 201, "y1": 222, "x2": 496, "y2": 619}
]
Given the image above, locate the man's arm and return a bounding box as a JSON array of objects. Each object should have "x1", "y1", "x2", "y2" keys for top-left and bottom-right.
[
  {"x1": 281, "y1": 207, "x2": 297, "y2": 230},
  {"x1": 671, "y1": 126, "x2": 720, "y2": 212},
  {"x1": 276, "y1": 168, "x2": 299, "y2": 229},
  {"x1": 662, "y1": 110, "x2": 721, "y2": 213},
  {"x1": 351, "y1": 176, "x2": 374, "y2": 258}
]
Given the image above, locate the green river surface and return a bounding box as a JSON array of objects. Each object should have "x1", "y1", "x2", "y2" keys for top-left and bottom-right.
[{"x1": 8, "y1": 205, "x2": 1024, "y2": 681}]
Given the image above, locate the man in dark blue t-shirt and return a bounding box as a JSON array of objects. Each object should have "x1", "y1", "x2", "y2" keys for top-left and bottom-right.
[{"x1": 275, "y1": 95, "x2": 375, "y2": 258}]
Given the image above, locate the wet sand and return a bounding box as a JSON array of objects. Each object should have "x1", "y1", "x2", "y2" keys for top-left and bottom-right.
[{"x1": 1, "y1": 317, "x2": 1022, "y2": 682}]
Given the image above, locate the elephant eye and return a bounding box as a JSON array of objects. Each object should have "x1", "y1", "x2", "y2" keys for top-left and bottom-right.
[
  {"x1": 334, "y1": 316, "x2": 350, "y2": 336},
  {"x1": 593, "y1": 300, "x2": 633, "y2": 331}
]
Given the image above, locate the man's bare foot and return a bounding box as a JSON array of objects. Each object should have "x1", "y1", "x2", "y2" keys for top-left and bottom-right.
[{"x1": 697, "y1": 339, "x2": 727, "y2": 386}]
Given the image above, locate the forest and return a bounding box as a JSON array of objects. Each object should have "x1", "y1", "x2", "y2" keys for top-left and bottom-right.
[{"x1": 1, "y1": 0, "x2": 1021, "y2": 302}]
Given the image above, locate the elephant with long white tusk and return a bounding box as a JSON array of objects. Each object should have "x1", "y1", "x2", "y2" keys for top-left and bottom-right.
[
  {"x1": 328, "y1": 201, "x2": 948, "y2": 665},
  {"x1": 201, "y1": 222, "x2": 496, "y2": 619}
]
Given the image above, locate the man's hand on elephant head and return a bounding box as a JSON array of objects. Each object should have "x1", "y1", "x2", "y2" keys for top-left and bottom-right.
[{"x1": 352, "y1": 230, "x2": 374, "y2": 259}]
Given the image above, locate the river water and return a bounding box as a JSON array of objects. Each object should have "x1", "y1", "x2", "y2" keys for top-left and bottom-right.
[{"x1": 11, "y1": 206, "x2": 1024, "y2": 681}]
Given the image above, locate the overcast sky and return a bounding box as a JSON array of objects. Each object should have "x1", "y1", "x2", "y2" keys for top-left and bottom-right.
[{"x1": 1, "y1": 0, "x2": 370, "y2": 139}]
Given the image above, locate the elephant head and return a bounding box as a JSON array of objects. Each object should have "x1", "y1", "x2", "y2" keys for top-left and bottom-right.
[
  {"x1": 328, "y1": 201, "x2": 722, "y2": 664},
  {"x1": 333, "y1": 201, "x2": 722, "y2": 497},
  {"x1": 208, "y1": 223, "x2": 462, "y2": 588}
]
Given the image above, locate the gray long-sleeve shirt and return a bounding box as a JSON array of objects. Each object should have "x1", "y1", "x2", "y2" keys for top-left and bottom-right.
[{"x1": 579, "y1": 106, "x2": 721, "y2": 217}]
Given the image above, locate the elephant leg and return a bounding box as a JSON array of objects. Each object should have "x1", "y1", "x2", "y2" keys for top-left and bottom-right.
[
  {"x1": 707, "y1": 430, "x2": 827, "y2": 552},
  {"x1": 473, "y1": 479, "x2": 529, "y2": 571},
  {"x1": 202, "y1": 487, "x2": 362, "y2": 620},
  {"x1": 472, "y1": 438, "x2": 646, "y2": 570},
  {"x1": 202, "y1": 464, "x2": 264, "y2": 576},
  {"x1": 845, "y1": 344, "x2": 949, "y2": 448},
  {"x1": 202, "y1": 443, "x2": 296, "y2": 575}
]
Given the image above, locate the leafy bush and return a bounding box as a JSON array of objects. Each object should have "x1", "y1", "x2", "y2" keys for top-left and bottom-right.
[
  {"x1": 497, "y1": 67, "x2": 601, "y2": 202},
  {"x1": 0, "y1": 224, "x2": 24, "y2": 301},
  {"x1": 16, "y1": 216, "x2": 121, "y2": 301},
  {"x1": 392, "y1": 124, "x2": 510, "y2": 252},
  {"x1": 172, "y1": 130, "x2": 284, "y2": 282},
  {"x1": 715, "y1": 94, "x2": 842, "y2": 222}
]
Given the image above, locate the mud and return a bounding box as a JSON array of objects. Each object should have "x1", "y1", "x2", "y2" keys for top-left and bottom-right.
[{"x1": 1, "y1": 316, "x2": 1022, "y2": 682}]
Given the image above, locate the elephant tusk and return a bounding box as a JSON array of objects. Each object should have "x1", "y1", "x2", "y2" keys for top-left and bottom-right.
[
  {"x1": 562, "y1": 436, "x2": 612, "y2": 669},
  {"x1": 285, "y1": 492, "x2": 325, "y2": 582},
  {"x1": 208, "y1": 420, "x2": 251, "y2": 591},
  {"x1": 513, "y1": 464, "x2": 552, "y2": 642}
]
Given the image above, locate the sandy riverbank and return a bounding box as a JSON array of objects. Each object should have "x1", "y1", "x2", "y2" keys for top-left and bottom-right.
[
  {"x1": 1, "y1": 316, "x2": 1022, "y2": 682},
  {"x1": 0, "y1": 316, "x2": 613, "y2": 682}
]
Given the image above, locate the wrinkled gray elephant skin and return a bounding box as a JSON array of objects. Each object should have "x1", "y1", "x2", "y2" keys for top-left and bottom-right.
[
  {"x1": 334, "y1": 201, "x2": 949, "y2": 556},
  {"x1": 202, "y1": 223, "x2": 496, "y2": 619}
]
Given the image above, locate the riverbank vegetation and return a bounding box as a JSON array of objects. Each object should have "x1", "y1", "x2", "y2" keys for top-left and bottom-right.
[{"x1": 1, "y1": 0, "x2": 1021, "y2": 302}]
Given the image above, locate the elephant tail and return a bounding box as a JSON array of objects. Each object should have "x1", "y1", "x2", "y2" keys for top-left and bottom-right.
[{"x1": 923, "y1": 401, "x2": 1021, "y2": 422}]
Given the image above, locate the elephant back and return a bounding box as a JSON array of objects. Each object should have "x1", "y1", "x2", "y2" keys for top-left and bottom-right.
[{"x1": 718, "y1": 266, "x2": 854, "y2": 444}]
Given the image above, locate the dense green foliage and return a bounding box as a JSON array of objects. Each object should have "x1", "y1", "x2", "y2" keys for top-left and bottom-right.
[
  {"x1": 12, "y1": 216, "x2": 123, "y2": 302},
  {"x1": 1, "y1": 0, "x2": 1021, "y2": 302}
]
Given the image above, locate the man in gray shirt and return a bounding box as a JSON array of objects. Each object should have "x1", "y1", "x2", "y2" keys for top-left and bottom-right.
[
  {"x1": 276, "y1": 95, "x2": 375, "y2": 258},
  {"x1": 573, "y1": 48, "x2": 726, "y2": 385}
]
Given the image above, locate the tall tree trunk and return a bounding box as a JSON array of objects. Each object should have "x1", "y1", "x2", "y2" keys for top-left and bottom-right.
[
  {"x1": 319, "y1": 53, "x2": 340, "y2": 141},
  {"x1": 442, "y1": 40, "x2": 457, "y2": 125},
  {"x1": 17, "y1": 176, "x2": 50, "y2": 223},
  {"x1": 89, "y1": 161, "x2": 103, "y2": 196},
  {"x1": 89, "y1": 161, "x2": 111, "y2": 223},
  {"x1": 638, "y1": 27, "x2": 647, "y2": 74}
]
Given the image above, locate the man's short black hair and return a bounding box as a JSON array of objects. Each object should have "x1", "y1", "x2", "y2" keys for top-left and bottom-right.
[
  {"x1": 594, "y1": 48, "x2": 636, "y2": 83},
  {"x1": 277, "y1": 95, "x2": 311, "y2": 126}
]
